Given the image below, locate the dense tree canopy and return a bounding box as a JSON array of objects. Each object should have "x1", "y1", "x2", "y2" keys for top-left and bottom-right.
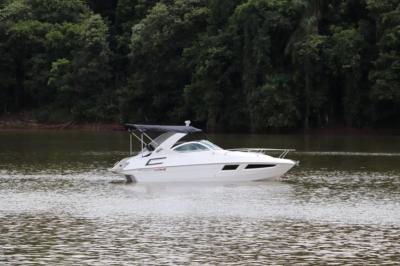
[{"x1": 0, "y1": 0, "x2": 399, "y2": 131}]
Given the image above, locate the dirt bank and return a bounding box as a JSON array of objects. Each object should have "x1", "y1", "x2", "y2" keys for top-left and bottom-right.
[{"x1": 0, "y1": 116, "x2": 124, "y2": 131}]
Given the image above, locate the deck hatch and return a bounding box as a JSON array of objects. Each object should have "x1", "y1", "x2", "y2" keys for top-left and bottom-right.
[
  {"x1": 245, "y1": 164, "x2": 276, "y2": 169},
  {"x1": 222, "y1": 165, "x2": 239, "y2": 170}
]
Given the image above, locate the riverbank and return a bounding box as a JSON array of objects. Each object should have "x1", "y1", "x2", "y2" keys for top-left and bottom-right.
[
  {"x1": 1, "y1": 114, "x2": 399, "y2": 134},
  {"x1": 0, "y1": 115, "x2": 123, "y2": 131},
  {"x1": 1, "y1": 119, "x2": 399, "y2": 135}
]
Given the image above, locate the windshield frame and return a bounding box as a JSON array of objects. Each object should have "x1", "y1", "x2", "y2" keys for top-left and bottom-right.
[{"x1": 199, "y1": 140, "x2": 222, "y2": 150}]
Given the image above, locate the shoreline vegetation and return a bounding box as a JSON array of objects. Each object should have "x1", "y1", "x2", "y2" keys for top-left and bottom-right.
[
  {"x1": 1, "y1": 114, "x2": 399, "y2": 135},
  {"x1": 0, "y1": 114, "x2": 122, "y2": 131},
  {"x1": 1, "y1": 1, "x2": 399, "y2": 132}
]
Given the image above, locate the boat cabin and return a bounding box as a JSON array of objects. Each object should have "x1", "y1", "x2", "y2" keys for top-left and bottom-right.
[{"x1": 125, "y1": 122, "x2": 220, "y2": 156}]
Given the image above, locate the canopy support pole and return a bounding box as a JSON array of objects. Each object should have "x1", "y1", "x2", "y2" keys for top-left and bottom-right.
[
  {"x1": 141, "y1": 134, "x2": 143, "y2": 153},
  {"x1": 127, "y1": 130, "x2": 158, "y2": 156},
  {"x1": 142, "y1": 132, "x2": 156, "y2": 145},
  {"x1": 130, "y1": 133, "x2": 132, "y2": 155}
]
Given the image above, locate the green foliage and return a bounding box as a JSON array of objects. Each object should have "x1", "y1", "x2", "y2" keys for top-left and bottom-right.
[
  {"x1": 367, "y1": 0, "x2": 400, "y2": 125},
  {"x1": 0, "y1": 0, "x2": 399, "y2": 130},
  {"x1": 114, "y1": 0, "x2": 158, "y2": 53},
  {"x1": 183, "y1": 32, "x2": 239, "y2": 131},
  {"x1": 249, "y1": 73, "x2": 300, "y2": 129},
  {"x1": 0, "y1": 0, "x2": 113, "y2": 122},
  {"x1": 122, "y1": 0, "x2": 209, "y2": 123},
  {"x1": 28, "y1": 0, "x2": 88, "y2": 23},
  {"x1": 48, "y1": 14, "x2": 113, "y2": 121},
  {"x1": 328, "y1": 26, "x2": 369, "y2": 127}
]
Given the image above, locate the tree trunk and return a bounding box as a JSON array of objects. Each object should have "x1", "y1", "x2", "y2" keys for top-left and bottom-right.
[
  {"x1": 14, "y1": 61, "x2": 24, "y2": 111},
  {"x1": 206, "y1": 108, "x2": 217, "y2": 133},
  {"x1": 304, "y1": 71, "x2": 311, "y2": 131}
]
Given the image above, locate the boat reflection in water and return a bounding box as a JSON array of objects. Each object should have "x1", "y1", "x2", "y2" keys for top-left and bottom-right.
[{"x1": 110, "y1": 121, "x2": 297, "y2": 183}]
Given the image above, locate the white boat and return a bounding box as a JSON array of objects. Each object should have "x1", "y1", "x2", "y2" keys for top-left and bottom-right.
[{"x1": 110, "y1": 122, "x2": 297, "y2": 183}]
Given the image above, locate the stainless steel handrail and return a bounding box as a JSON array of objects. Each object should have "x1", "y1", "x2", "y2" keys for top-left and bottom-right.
[{"x1": 227, "y1": 148, "x2": 295, "y2": 158}]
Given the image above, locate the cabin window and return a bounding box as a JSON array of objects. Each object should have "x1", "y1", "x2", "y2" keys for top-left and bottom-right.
[
  {"x1": 222, "y1": 165, "x2": 239, "y2": 170},
  {"x1": 245, "y1": 164, "x2": 276, "y2": 169},
  {"x1": 174, "y1": 143, "x2": 209, "y2": 152}
]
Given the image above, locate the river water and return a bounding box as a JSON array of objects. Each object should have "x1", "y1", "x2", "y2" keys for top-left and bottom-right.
[{"x1": 1, "y1": 130, "x2": 400, "y2": 265}]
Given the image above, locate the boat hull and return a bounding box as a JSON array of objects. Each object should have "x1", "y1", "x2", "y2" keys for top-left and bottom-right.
[{"x1": 116, "y1": 162, "x2": 295, "y2": 183}]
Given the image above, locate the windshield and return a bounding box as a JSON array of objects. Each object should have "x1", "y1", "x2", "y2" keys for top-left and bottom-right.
[
  {"x1": 149, "y1": 132, "x2": 176, "y2": 148},
  {"x1": 200, "y1": 140, "x2": 222, "y2": 150}
]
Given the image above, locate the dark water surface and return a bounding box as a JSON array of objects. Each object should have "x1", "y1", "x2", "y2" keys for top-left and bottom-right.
[{"x1": 1, "y1": 130, "x2": 400, "y2": 265}]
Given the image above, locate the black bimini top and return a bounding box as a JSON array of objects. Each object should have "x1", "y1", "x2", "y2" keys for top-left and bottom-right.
[{"x1": 125, "y1": 124, "x2": 202, "y2": 133}]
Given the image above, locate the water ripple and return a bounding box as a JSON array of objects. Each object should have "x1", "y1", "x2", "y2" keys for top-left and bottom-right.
[
  {"x1": 1, "y1": 131, "x2": 400, "y2": 264},
  {"x1": 1, "y1": 214, "x2": 400, "y2": 265}
]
